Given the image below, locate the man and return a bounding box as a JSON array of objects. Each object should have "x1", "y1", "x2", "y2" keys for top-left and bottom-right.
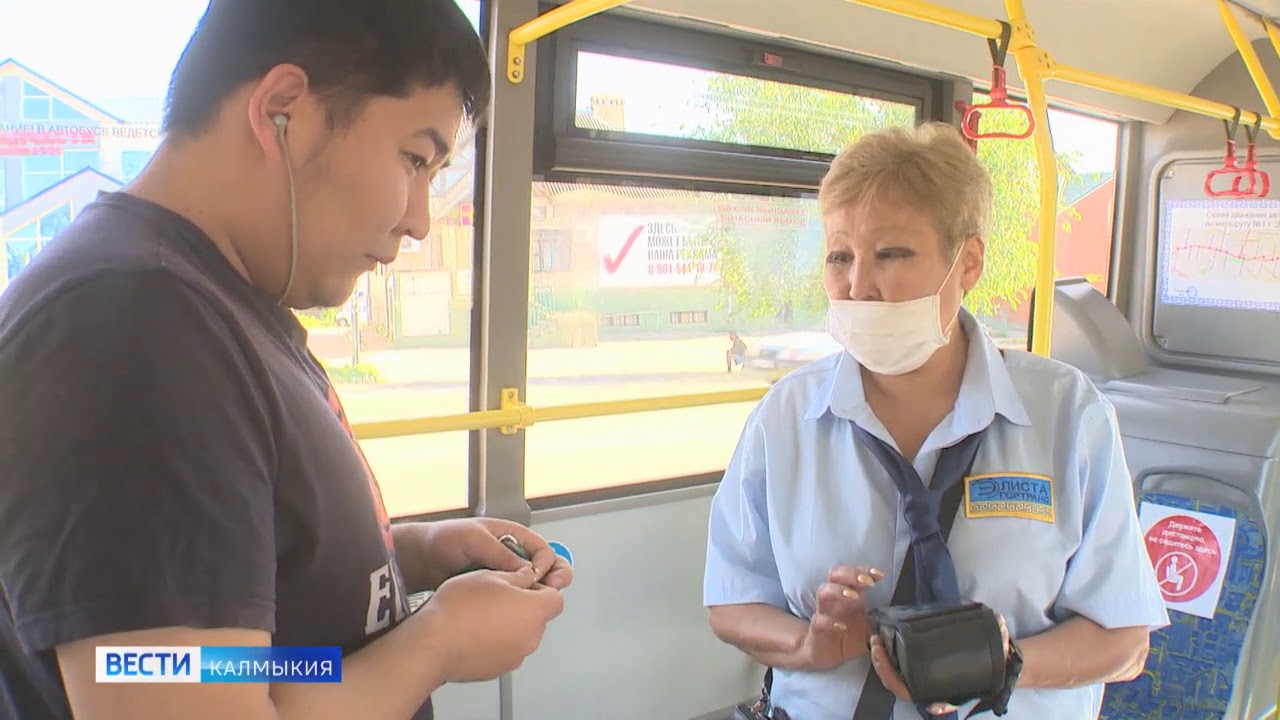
[
  {"x1": 726, "y1": 331, "x2": 747, "y2": 373},
  {"x1": 0, "y1": 1, "x2": 570, "y2": 718}
]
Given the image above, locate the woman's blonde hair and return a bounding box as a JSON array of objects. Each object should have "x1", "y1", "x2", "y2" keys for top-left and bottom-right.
[{"x1": 817, "y1": 121, "x2": 993, "y2": 254}]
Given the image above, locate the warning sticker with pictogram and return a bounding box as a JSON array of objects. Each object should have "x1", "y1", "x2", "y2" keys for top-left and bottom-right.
[{"x1": 1138, "y1": 502, "x2": 1237, "y2": 619}]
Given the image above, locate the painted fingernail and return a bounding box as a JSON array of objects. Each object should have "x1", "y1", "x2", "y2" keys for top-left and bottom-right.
[
  {"x1": 869, "y1": 568, "x2": 884, "y2": 578},
  {"x1": 843, "y1": 588, "x2": 860, "y2": 599},
  {"x1": 857, "y1": 573, "x2": 873, "y2": 585},
  {"x1": 833, "y1": 621, "x2": 848, "y2": 631}
]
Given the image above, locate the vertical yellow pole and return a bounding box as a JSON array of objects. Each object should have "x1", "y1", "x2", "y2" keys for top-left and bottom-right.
[
  {"x1": 1003, "y1": 0, "x2": 1058, "y2": 357},
  {"x1": 1261, "y1": 19, "x2": 1280, "y2": 135},
  {"x1": 1219, "y1": 0, "x2": 1280, "y2": 122},
  {"x1": 1263, "y1": 17, "x2": 1280, "y2": 63}
]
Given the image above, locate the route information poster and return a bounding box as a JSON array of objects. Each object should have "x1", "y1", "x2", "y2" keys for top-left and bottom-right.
[{"x1": 1160, "y1": 199, "x2": 1280, "y2": 313}]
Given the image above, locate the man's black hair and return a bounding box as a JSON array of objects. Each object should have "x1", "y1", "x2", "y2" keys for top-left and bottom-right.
[{"x1": 162, "y1": 0, "x2": 491, "y2": 137}]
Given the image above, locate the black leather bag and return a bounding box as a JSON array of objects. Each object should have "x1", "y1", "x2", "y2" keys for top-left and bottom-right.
[{"x1": 868, "y1": 602, "x2": 1007, "y2": 707}]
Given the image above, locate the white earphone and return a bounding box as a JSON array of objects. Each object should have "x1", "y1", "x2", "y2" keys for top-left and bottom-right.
[{"x1": 272, "y1": 112, "x2": 298, "y2": 305}]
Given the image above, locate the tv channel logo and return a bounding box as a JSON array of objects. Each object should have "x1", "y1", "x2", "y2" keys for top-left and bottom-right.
[{"x1": 96, "y1": 646, "x2": 342, "y2": 683}]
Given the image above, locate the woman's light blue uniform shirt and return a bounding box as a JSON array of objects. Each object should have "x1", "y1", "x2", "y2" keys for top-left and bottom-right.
[{"x1": 704, "y1": 310, "x2": 1170, "y2": 720}]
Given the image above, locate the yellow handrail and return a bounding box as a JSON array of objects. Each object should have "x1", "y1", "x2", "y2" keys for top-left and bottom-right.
[
  {"x1": 1003, "y1": 0, "x2": 1059, "y2": 357},
  {"x1": 350, "y1": 386, "x2": 768, "y2": 440},
  {"x1": 507, "y1": 0, "x2": 634, "y2": 83},
  {"x1": 352, "y1": 407, "x2": 523, "y2": 440},
  {"x1": 1262, "y1": 16, "x2": 1280, "y2": 95},
  {"x1": 842, "y1": 0, "x2": 1280, "y2": 352},
  {"x1": 1218, "y1": 0, "x2": 1280, "y2": 137},
  {"x1": 838, "y1": 0, "x2": 1004, "y2": 39},
  {"x1": 841, "y1": 0, "x2": 1059, "y2": 354},
  {"x1": 532, "y1": 388, "x2": 767, "y2": 422},
  {"x1": 1050, "y1": 64, "x2": 1280, "y2": 134},
  {"x1": 840, "y1": 0, "x2": 1280, "y2": 133}
]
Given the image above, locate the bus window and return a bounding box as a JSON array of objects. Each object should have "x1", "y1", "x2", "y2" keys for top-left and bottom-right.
[
  {"x1": 333, "y1": 0, "x2": 483, "y2": 518},
  {"x1": 524, "y1": 53, "x2": 917, "y2": 500},
  {"x1": 968, "y1": 96, "x2": 1121, "y2": 349},
  {"x1": 570, "y1": 51, "x2": 918, "y2": 154}
]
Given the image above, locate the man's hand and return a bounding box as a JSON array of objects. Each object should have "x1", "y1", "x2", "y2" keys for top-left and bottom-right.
[
  {"x1": 798, "y1": 565, "x2": 882, "y2": 671},
  {"x1": 869, "y1": 613, "x2": 1011, "y2": 715},
  {"x1": 394, "y1": 518, "x2": 574, "y2": 592},
  {"x1": 424, "y1": 565, "x2": 566, "y2": 683}
]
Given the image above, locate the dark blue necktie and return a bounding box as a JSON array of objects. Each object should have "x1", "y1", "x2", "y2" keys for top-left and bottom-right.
[{"x1": 851, "y1": 424, "x2": 986, "y2": 720}]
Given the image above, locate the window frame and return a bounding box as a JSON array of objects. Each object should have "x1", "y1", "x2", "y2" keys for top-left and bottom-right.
[
  {"x1": 366, "y1": 0, "x2": 491, "y2": 523},
  {"x1": 531, "y1": 6, "x2": 946, "y2": 195},
  {"x1": 510, "y1": 8, "x2": 949, "y2": 510},
  {"x1": 20, "y1": 82, "x2": 53, "y2": 122}
]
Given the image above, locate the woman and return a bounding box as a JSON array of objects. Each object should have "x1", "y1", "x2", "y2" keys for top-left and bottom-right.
[{"x1": 703, "y1": 122, "x2": 1169, "y2": 720}]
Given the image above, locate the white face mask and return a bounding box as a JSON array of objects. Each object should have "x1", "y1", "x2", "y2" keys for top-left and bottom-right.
[{"x1": 826, "y1": 252, "x2": 962, "y2": 376}]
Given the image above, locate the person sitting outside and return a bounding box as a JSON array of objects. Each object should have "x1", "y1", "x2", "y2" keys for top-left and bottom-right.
[{"x1": 727, "y1": 331, "x2": 748, "y2": 373}]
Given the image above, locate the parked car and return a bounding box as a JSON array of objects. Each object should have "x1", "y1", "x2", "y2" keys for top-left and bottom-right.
[{"x1": 743, "y1": 331, "x2": 844, "y2": 384}]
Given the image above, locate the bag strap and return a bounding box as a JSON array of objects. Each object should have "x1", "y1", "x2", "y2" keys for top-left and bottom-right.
[
  {"x1": 849, "y1": 456, "x2": 975, "y2": 720},
  {"x1": 851, "y1": 348, "x2": 1005, "y2": 720}
]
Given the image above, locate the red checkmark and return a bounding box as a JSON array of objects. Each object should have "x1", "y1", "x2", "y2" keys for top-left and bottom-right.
[{"x1": 603, "y1": 224, "x2": 644, "y2": 274}]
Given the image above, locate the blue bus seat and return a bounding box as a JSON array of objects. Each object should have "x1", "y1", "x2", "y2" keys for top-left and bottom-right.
[{"x1": 1099, "y1": 493, "x2": 1267, "y2": 720}]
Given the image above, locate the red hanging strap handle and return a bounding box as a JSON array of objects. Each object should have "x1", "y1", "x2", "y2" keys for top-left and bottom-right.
[
  {"x1": 1237, "y1": 116, "x2": 1270, "y2": 197},
  {"x1": 1204, "y1": 109, "x2": 1269, "y2": 198},
  {"x1": 1204, "y1": 109, "x2": 1242, "y2": 197},
  {"x1": 957, "y1": 101, "x2": 982, "y2": 153},
  {"x1": 956, "y1": 21, "x2": 1035, "y2": 147}
]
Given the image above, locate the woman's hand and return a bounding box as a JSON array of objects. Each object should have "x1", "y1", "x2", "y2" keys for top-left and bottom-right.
[{"x1": 798, "y1": 565, "x2": 883, "y2": 671}]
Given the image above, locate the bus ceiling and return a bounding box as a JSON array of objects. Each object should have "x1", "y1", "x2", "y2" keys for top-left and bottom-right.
[{"x1": 523, "y1": 0, "x2": 1280, "y2": 129}]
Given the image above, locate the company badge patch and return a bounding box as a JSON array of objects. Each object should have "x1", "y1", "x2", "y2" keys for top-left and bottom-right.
[{"x1": 964, "y1": 473, "x2": 1055, "y2": 522}]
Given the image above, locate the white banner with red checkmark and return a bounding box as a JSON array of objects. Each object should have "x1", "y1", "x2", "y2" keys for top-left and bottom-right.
[{"x1": 596, "y1": 215, "x2": 720, "y2": 288}]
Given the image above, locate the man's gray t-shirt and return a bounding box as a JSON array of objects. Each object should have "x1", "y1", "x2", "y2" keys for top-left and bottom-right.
[{"x1": 0, "y1": 192, "x2": 425, "y2": 718}]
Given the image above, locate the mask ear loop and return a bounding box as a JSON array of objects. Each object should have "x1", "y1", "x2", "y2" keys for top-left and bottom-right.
[
  {"x1": 939, "y1": 245, "x2": 964, "y2": 290},
  {"x1": 938, "y1": 242, "x2": 968, "y2": 339},
  {"x1": 273, "y1": 114, "x2": 298, "y2": 306}
]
